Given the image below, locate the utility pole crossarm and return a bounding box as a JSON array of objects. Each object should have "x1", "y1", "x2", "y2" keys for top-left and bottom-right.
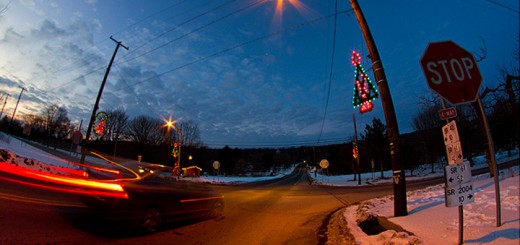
[{"x1": 110, "y1": 36, "x2": 129, "y2": 50}]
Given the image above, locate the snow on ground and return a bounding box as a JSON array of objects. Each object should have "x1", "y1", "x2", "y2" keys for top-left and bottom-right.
[
  {"x1": 311, "y1": 149, "x2": 519, "y2": 187},
  {"x1": 1, "y1": 133, "x2": 519, "y2": 244},
  {"x1": 0, "y1": 133, "x2": 110, "y2": 172},
  {"x1": 343, "y1": 167, "x2": 519, "y2": 245},
  {"x1": 0, "y1": 133, "x2": 293, "y2": 183}
]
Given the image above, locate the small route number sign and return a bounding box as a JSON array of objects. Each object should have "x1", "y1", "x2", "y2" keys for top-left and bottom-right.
[{"x1": 444, "y1": 161, "x2": 475, "y2": 207}]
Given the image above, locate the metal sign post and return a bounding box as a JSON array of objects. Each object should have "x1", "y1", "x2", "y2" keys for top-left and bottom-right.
[
  {"x1": 421, "y1": 41, "x2": 501, "y2": 228},
  {"x1": 444, "y1": 161, "x2": 474, "y2": 245},
  {"x1": 213, "y1": 161, "x2": 220, "y2": 181}
]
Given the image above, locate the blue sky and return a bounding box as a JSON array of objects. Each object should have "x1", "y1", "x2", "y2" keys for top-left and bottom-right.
[{"x1": 0, "y1": 0, "x2": 518, "y2": 148}]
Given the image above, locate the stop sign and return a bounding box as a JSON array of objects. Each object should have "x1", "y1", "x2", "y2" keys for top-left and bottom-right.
[{"x1": 420, "y1": 41, "x2": 482, "y2": 105}]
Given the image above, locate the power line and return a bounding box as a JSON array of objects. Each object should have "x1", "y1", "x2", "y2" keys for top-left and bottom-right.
[
  {"x1": 120, "y1": 0, "x2": 240, "y2": 60},
  {"x1": 45, "y1": 0, "x2": 251, "y2": 94},
  {"x1": 48, "y1": 65, "x2": 107, "y2": 91},
  {"x1": 108, "y1": 9, "x2": 354, "y2": 149},
  {"x1": 485, "y1": 0, "x2": 519, "y2": 14},
  {"x1": 115, "y1": 9, "x2": 353, "y2": 93},
  {"x1": 39, "y1": 1, "x2": 213, "y2": 93},
  {"x1": 316, "y1": 0, "x2": 340, "y2": 145},
  {"x1": 110, "y1": 0, "x2": 191, "y2": 40},
  {"x1": 202, "y1": 136, "x2": 351, "y2": 148},
  {"x1": 119, "y1": 0, "x2": 264, "y2": 65},
  {"x1": 47, "y1": 0, "x2": 194, "y2": 80}
]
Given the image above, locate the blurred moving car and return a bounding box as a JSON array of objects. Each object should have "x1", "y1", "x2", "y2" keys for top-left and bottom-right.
[{"x1": 82, "y1": 161, "x2": 224, "y2": 233}]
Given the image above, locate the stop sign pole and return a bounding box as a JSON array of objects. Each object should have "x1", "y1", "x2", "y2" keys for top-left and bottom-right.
[{"x1": 421, "y1": 40, "x2": 501, "y2": 228}]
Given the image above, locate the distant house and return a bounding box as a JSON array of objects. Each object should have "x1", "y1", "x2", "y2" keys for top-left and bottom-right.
[{"x1": 183, "y1": 166, "x2": 202, "y2": 177}]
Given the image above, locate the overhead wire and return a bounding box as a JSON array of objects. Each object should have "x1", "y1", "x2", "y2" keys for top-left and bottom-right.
[
  {"x1": 114, "y1": 8, "x2": 353, "y2": 93},
  {"x1": 119, "y1": 0, "x2": 241, "y2": 59},
  {"x1": 110, "y1": 7, "x2": 354, "y2": 148},
  {"x1": 19, "y1": 1, "x2": 354, "y2": 148},
  {"x1": 109, "y1": 0, "x2": 191, "y2": 41},
  {"x1": 45, "y1": 0, "x2": 192, "y2": 81},
  {"x1": 45, "y1": 0, "x2": 218, "y2": 92},
  {"x1": 316, "y1": 0, "x2": 340, "y2": 145},
  {"x1": 460, "y1": 0, "x2": 518, "y2": 17},
  {"x1": 485, "y1": 0, "x2": 519, "y2": 14},
  {"x1": 118, "y1": 0, "x2": 265, "y2": 65},
  {"x1": 46, "y1": 0, "x2": 253, "y2": 96},
  {"x1": 202, "y1": 136, "x2": 350, "y2": 148}
]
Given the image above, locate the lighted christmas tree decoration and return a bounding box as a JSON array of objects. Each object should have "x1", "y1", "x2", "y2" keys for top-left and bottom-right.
[
  {"x1": 351, "y1": 51, "x2": 378, "y2": 114},
  {"x1": 94, "y1": 112, "x2": 108, "y2": 134},
  {"x1": 172, "y1": 142, "x2": 179, "y2": 158}
]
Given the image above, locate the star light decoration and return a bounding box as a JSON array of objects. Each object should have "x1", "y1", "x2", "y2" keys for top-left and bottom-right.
[{"x1": 351, "y1": 51, "x2": 378, "y2": 114}]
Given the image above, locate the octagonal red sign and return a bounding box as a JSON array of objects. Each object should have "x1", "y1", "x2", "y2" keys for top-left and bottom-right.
[{"x1": 420, "y1": 41, "x2": 482, "y2": 105}]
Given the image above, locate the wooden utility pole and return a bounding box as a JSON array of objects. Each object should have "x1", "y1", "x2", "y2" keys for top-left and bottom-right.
[
  {"x1": 10, "y1": 86, "x2": 25, "y2": 126},
  {"x1": 80, "y1": 37, "x2": 128, "y2": 164},
  {"x1": 350, "y1": 0, "x2": 407, "y2": 216},
  {"x1": 352, "y1": 114, "x2": 361, "y2": 185},
  {"x1": 0, "y1": 93, "x2": 9, "y2": 120}
]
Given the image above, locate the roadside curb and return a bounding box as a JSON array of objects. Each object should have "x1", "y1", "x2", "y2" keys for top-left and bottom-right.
[
  {"x1": 318, "y1": 207, "x2": 355, "y2": 245},
  {"x1": 321, "y1": 204, "x2": 418, "y2": 245}
]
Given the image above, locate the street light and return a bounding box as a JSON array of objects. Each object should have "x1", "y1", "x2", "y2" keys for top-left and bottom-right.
[
  {"x1": 162, "y1": 116, "x2": 183, "y2": 174},
  {"x1": 162, "y1": 115, "x2": 177, "y2": 144},
  {"x1": 188, "y1": 155, "x2": 192, "y2": 166}
]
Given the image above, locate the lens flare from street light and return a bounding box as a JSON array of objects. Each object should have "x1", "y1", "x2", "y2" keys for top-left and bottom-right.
[
  {"x1": 272, "y1": 0, "x2": 316, "y2": 26},
  {"x1": 161, "y1": 115, "x2": 177, "y2": 133}
]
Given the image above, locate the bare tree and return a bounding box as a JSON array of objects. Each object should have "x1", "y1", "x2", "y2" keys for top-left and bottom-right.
[
  {"x1": 172, "y1": 120, "x2": 203, "y2": 147},
  {"x1": 105, "y1": 108, "x2": 129, "y2": 141},
  {"x1": 412, "y1": 104, "x2": 443, "y2": 132},
  {"x1": 43, "y1": 104, "x2": 71, "y2": 138},
  {"x1": 411, "y1": 94, "x2": 445, "y2": 172},
  {"x1": 103, "y1": 108, "x2": 129, "y2": 156},
  {"x1": 126, "y1": 115, "x2": 163, "y2": 145},
  {"x1": 23, "y1": 114, "x2": 45, "y2": 129}
]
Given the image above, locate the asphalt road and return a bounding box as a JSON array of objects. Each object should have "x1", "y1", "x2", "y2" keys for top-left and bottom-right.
[
  {"x1": 0, "y1": 167, "x2": 392, "y2": 244},
  {"x1": 0, "y1": 160, "x2": 517, "y2": 244}
]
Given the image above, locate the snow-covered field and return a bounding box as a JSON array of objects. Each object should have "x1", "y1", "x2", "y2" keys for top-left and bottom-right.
[{"x1": 1, "y1": 133, "x2": 518, "y2": 244}]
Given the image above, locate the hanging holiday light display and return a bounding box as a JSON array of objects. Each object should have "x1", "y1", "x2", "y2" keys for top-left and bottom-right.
[
  {"x1": 351, "y1": 51, "x2": 378, "y2": 114},
  {"x1": 94, "y1": 112, "x2": 108, "y2": 134},
  {"x1": 352, "y1": 142, "x2": 359, "y2": 159},
  {"x1": 172, "y1": 142, "x2": 179, "y2": 158}
]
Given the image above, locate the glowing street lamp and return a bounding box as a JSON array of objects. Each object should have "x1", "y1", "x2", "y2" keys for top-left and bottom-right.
[
  {"x1": 161, "y1": 115, "x2": 177, "y2": 145},
  {"x1": 162, "y1": 115, "x2": 183, "y2": 173},
  {"x1": 272, "y1": 0, "x2": 311, "y2": 26}
]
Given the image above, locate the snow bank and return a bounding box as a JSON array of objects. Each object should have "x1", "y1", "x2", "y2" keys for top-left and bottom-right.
[{"x1": 343, "y1": 166, "x2": 519, "y2": 245}]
